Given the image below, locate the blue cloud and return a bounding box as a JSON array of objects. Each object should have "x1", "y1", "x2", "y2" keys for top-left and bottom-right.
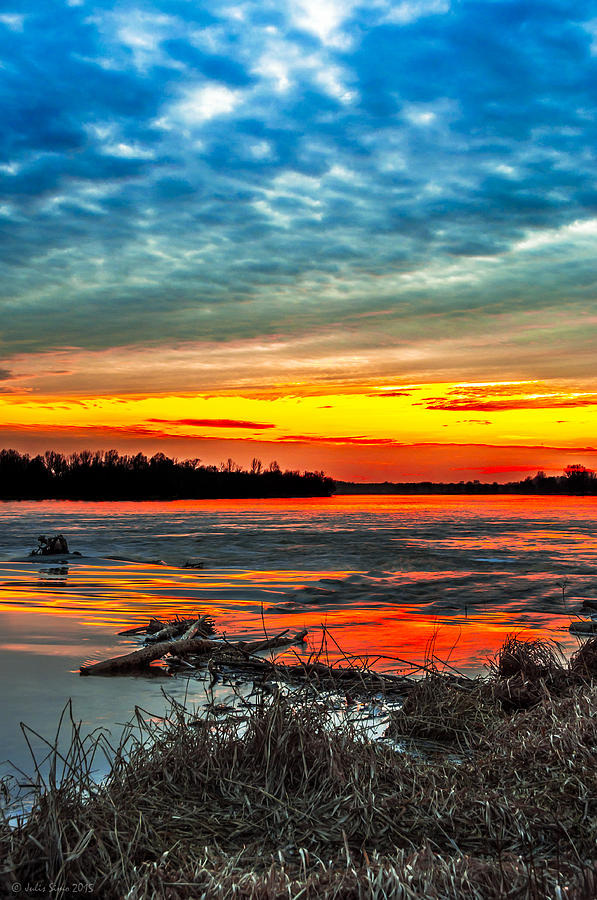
[
  {"x1": 0, "y1": 0, "x2": 595, "y2": 381},
  {"x1": 162, "y1": 39, "x2": 255, "y2": 86}
]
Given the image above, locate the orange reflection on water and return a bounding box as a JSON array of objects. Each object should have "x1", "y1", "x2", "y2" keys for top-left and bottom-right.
[
  {"x1": 0, "y1": 558, "x2": 581, "y2": 675},
  {"x1": 248, "y1": 606, "x2": 577, "y2": 674},
  {"x1": 2, "y1": 491, "x2": 596, "y2": 674}
]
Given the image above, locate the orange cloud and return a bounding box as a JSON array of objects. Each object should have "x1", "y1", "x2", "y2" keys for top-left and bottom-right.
[
  {"x1": 456, "y1": 419, "x2": 492, "y2": 425},
  {"x1": 279, "y1": 434, "x2": 399, "y2": 446},
  {"x1": 367, "y1": 390, "x2": 412, "y2": 398},
  {"x1": 147, "y1": 418, "x2": 275, "y2": 429},
  {"x1": 422, "y1": 384, "x2": 597, "y2": 412},
  {"x1": 455, "y1": 464, "x2": 553, "y2": 475}
]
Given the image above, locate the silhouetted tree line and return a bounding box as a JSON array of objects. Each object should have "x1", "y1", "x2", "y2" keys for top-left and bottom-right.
[
  {"x1": 0, "y1": 449, "x2": 335, "y2": 500},
  {"x1": 336, "y1": 465, "x2": 597, "y2": 496}
]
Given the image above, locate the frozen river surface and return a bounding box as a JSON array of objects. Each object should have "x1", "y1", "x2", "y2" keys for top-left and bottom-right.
[{"x1": 0, "y1": 494, "x2": 595, "y2": 776}]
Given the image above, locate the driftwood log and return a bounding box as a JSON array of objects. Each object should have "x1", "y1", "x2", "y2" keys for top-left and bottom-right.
[
  {"x1": 80, "y1": 629, "x2": 308, "y2": 676},
  {"x1": 118, "y1": 616, "x2": 213, "y2": 639},
  {"x1": 146, "y1": 618, "x2": 205, "y2": 642}
]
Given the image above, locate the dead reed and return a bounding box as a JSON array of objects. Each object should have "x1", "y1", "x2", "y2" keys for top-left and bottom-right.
[
  {"x1": 3, "y1": 635, "x2": 597, "y2": 898},
  {"x1": 494, "y1": 634, "x2": 564, "y2": 680}
]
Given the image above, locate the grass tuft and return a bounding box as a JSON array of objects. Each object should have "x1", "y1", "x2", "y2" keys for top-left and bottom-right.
[
  {"x1": 493, "y1": 634, "x2": 564, "y2": 681},
  {"x1": 570, "y1": 635, "x2": 597, "y2": 678}
]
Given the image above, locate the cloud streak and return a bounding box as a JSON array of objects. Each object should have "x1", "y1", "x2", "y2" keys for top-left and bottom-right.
[
  {"x1": 422, "y1": 384, "x2": 597, "y2": 412},
  {"x1": 280, "y1": 434, "x2": 399, "y2": 445},
  {"x1": 147, "y1": 418, "x2": 275, "y2": 429}
]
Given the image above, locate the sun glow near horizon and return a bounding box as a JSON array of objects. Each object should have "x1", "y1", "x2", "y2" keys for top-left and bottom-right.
[{"x1": 2, "y1": 379, "x2": 597, "y2": 482}]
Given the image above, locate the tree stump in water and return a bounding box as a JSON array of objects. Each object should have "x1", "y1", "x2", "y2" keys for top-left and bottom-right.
[{"x1": 32, "y1": 534, "x2": 69, "y2": 555}]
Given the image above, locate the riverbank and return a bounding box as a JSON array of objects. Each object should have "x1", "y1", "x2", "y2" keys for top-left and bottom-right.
[{"x1": 3, "y1": 636, "x2": 597, "y2": 898}]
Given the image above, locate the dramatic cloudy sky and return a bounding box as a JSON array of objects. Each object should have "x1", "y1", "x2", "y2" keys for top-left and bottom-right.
[{"x1": 1, "y1": 0, "x2": 597, "y2": 480}]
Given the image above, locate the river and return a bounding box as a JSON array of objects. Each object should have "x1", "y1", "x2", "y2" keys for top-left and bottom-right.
[{"x1": 0, "y1": 494, "x2": 595, "y2": 780}]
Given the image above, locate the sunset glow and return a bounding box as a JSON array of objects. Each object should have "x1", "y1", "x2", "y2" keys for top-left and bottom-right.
[
  {"x1": 3, "y1": 380, "x2": 597, "y2": 480},
  {"x1": 1, "y1": 2, "x2": 597, "y2": 480}
]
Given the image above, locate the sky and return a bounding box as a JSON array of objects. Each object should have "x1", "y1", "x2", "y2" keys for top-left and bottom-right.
[{"x1": 1, "y1": 0, "x2": 597, "y2": 482}]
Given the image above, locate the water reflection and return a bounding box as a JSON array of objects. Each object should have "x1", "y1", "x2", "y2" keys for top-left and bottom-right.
[
  {"x1": 0, "y1": 557, "x2": 581, "y2": 673},
  {"x1": 0, "y1": 494, "x2": 594, "y2": 777}
]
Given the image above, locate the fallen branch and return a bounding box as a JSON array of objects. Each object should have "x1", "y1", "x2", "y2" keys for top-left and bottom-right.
[
  {"x1": 569, "y1": 620, "x2": 597, "y2": 635},
  {"x1": 117, "y1": 615, "x2": 214, "y2": 641},
  {"x1": 231, "y1": 629, "x2": 307, "y2": 655},
  {"x1": 180, "y1": 617, "x2": 208, "y2": 641},
  {"x1": 80, "y1": 638, "x2": 218, "y2": 675},
  {"x1": 80, "y1": 629, "x2": 308, "y2": 676},
  {"x1": 117, "y1": 618, "x2": 165, "y2": 636},
  {"x1": 196, "y1": 654, "x2": 412, "y2": 697},
  {"x1": 146, "y1": 617, "x2": 203, "y2": 643}
]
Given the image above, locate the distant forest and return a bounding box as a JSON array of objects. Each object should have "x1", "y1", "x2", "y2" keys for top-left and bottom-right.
[
  {"x1": 0, "y1": 449, "x2": 336, "y2": 500},
  {"x1": 337, "y1": 465, "x2": 597, "y2": 496}
]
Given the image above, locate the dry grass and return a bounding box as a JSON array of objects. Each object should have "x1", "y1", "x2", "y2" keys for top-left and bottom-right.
[
  {"x1": 3, "y1": 636, "x2": 597, "y2": 898},
  {"x1": 387, "y1": 674, "x2": 501, "y2": 746},
  {"x1": 494, "y1": 635, "x2": 564, "y2": 681},
  {"x1": 570, "y1": 635, "x2": 597, "y2": 678}
]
